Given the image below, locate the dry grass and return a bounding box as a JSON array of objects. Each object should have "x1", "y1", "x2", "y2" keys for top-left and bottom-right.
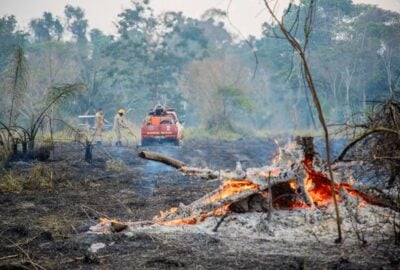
[
  {"x1": 0, "y1": 164, "x2": 54, "y2": 193},
  {"x1": 23, "y1": 164, "x2": 54, "y2": 190},
  {"x1": 39, "y1": 214, "x2": 74, "y2": 237},
  {"x1": 0, "y1": 171, "x2": 23, "y2": 193},
  {"x1": 0, "y1": 151, "x2": 9, "y2": 170},
  {"x1": 81, "y1": 175, "x2": 101, "y2": 188},
  {"x1": 106, "y1": 159, "x2": 127, "y2": 172},
  {"x1": 0, "y1": 132, "x2": 12, "y2": 171}
]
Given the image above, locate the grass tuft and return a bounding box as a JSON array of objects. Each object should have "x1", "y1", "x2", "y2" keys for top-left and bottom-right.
[
  {"x1": 24, "y1": 164, "x2": 54, "y2": 190},
  {"x1": 0, "y1": 171, "x2": 23, "y2": 193},
  {"x1": 39, "y1": 214, "x2": 72, "y2": 237},
  {"x1": 106, "y1": 159, "x2": 127, "y2": 172}
]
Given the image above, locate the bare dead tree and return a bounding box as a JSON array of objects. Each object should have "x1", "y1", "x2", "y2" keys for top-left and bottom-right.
[
  {"x1": 336, "y1": 99, "x2": 400, "y2": 188},
  {"x1": 262, "y1": 0, "x2": 343, "y2": 243}
]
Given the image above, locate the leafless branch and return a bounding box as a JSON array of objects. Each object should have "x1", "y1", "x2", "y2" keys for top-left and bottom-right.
[{"x1": 263, "y1": 0, "x2": 343, "y2": 243}]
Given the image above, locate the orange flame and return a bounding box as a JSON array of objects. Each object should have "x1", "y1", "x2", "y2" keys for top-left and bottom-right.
[
  {"x1": 99, "y1": 217, "x2": 121, "y2": 224},
  {"x1": 288, "y1": 180, "x2": 298, "y2": 190},
  {"x1": 154, "y1": 180, "x2": 257, "y2": 226},
  {"x1": 206, "y1": 180, "x2": 258, "y2": 203},
  {"x1": 153, "y1": 157, "x2": 372, "y2": 226},
  {"x1": 302, "y1": 159, "x2": 370, "y2": 207},
  {"x1": 156, "y1": 205, "x2": 230, "y2": 226}
]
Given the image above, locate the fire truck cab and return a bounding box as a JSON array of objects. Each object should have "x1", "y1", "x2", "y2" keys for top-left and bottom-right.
[{"x1": 141, "y1": 105, "x2": 183, "y2": 146}]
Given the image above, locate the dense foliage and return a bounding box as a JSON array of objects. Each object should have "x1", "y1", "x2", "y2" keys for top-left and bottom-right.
[{"x1": 0, "y1": 0, "x2": 399, "y2": 134}]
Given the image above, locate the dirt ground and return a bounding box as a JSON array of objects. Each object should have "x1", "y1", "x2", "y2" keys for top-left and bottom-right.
[{"x1": 0, "y1": 139, "x2": 399, "y2": 269}]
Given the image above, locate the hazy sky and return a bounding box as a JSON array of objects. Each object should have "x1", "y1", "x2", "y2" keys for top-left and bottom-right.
[{"x1": 1, "y1": 0, "x2": 399, "y2": 37}]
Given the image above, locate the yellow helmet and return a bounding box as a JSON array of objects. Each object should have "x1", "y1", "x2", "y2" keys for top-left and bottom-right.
[{"x1": 118, "y1": 108, "x2": 125, "y2": 114}]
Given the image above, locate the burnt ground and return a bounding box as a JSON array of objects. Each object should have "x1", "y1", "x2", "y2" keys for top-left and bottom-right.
[{"x1": 0, "y1": 138, "x2": 399, "y2": 269}]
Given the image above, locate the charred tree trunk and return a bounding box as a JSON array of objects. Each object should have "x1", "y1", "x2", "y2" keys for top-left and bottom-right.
[
  {"x1": 85, "y1": 143, "x2": 93, "y2": 163},
  {"x1": 22, "y1": 141, "x2": 27, "y2": 156},
  {"x1": 12, "y1": 141, "x2": 18, "y2": 156}
]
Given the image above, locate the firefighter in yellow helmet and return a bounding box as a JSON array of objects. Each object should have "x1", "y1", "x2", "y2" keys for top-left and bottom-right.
[
  {"x1": 114, "y1": 108, "x2": 126, "y2": 146},
  {"x1": 113, "y1": 108, "x2": 131, "y2": 146}
]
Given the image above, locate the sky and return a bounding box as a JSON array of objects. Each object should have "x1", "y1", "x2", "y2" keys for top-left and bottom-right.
[{"x1": 1, "y1": 0, "x2": 399, "y2": 37}]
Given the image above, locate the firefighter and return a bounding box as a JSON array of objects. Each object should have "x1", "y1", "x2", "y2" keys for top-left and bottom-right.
[
  {"x1": 94, "y1": 108, "x2": 105, "y2": 145},
  {"x1": 113, "y1": 108, "x2": 133, "y2": 146}
]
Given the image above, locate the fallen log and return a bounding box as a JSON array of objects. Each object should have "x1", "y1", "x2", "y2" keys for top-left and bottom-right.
[{"x1": 138, "y1": 150, "x2": 187, "y2": 169}]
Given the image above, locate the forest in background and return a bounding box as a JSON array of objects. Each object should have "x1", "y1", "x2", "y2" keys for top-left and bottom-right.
[{"x1": 1, "y1": 0, "x2": 399, "y2": 137}]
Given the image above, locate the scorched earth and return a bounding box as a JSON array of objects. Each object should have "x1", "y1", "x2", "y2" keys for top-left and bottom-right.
[{"x1": 0, "y1": 138, "x2": 399, "y2": 269}]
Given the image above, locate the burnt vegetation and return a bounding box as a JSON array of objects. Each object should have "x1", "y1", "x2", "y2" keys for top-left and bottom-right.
[{"x1": 337, "y1": 99, "x2": 400, "y2": 187}]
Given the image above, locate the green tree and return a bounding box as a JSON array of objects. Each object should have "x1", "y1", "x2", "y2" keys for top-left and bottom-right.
[
  {"x1": 64, "y1": 5, "x2": 88, "y2": 43},
  {"x1": 180, "y1": 57, "x2": 255, "y2": 131},
  {"x1": 29, "y1": 12, "x2": 63, "y2": 42},
  {"x1": 0, "y1": 16, "x2": 27, "y2": 71},
  {"x1": 216, "y1": 85, "x2": 253, "y2": 130},
  {"x1": 0, "y1": 17, "x2": 27, "y2": 123}
]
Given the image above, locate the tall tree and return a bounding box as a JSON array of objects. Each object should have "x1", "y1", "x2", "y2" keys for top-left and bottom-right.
[
  {"x1": 180, "y1": 56, "x2": 254, "y2": 131},
  {"x1": 29, "y1": 12, "x2": 64, "y2": 42},
  {"x1": 0, "y1": 16, "x2": 27, "y2": 71},
  {"x1": 64, "y1": 5, "x2": 88, "y2": 43}
]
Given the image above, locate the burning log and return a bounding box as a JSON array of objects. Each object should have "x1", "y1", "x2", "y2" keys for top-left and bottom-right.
[
  {"x1": 155, "y1": 182, "x2": 258, "y2": 225},
  {"x1": 149, "y1": 137, "x2": 399, "y2": 226}
]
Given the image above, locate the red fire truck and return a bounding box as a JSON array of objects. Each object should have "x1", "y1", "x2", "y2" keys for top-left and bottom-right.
[{"x1": 141, "y1": 105, "x2": 184, "y2": 146}]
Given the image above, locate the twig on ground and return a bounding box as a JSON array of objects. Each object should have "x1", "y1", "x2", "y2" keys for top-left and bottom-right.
[
  {"x1": 2, "y1": 237, "x2": 47, "y2": 270},
  {"x1": 0, "y1": 254, "x2": 18, "y2": 261},
  {"x1": 267, "y1": 171, "x2": 273, "y2": 221},
  {"x1": 5, "y1": 234, "x2": 40, "y2": 248},
  {"x1": 212, "y1": 214, "x2": 228, "y2": 232},
  {"x1": 80, "y1": 204, "x2": 110, "y2": 222}
]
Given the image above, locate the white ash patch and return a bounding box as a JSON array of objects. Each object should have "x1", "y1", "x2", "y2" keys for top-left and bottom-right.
[
  {"x1": 193, "y1": 204, "x2": 398, "y2": 244},
  {"x1": 88, "y1": 242, "x2": 106, "y2": 253},
  {"x1": 89, "y1": 203, "x2": 398, "y2": 248}
]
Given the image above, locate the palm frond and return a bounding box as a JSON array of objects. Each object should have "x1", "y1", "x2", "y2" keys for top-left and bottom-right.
[
  {"x1": 6, "y1": 45, "x2": 28, "y2": 127},
  {"x1": 52, "y1": 118, "x2": 89, "y2": 144},
  {"x1": 46, "y1": 83, "x2": 87, "y2": 105},
  {"x1": 27, "y1": 83, "x2": 87, "y2": 149}
]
